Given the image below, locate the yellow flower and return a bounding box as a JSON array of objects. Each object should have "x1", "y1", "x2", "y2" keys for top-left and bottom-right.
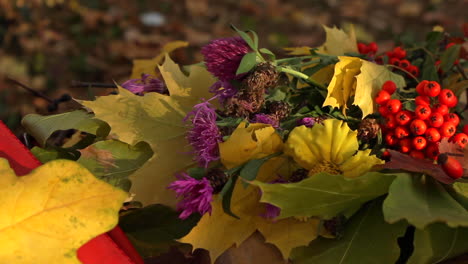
[
  {"x1": 285, "y1": 119, "x2": 383, "y2": 178},
  {"x1": 219, "y1": 122, "x2": 283, "y2": 169}
]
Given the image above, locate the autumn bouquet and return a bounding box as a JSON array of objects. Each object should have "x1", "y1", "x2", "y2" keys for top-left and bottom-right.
[{"x1": 17, "y1": 25, "x2": 468, "y2": 264}]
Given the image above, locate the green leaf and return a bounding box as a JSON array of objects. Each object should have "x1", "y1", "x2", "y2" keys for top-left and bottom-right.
[
  {"x1": 267, "y1": 87, "x2": 287, "y2": 101},
  {"x1": 31, "y1": 146, "x2": 80, "y2": 163},
  {"x1": 409, "y1": 223, "x2": 468, "y2": 264},
  {"x1": 220, "y1": 174, "x2": 240, "y2": 219},
  {"x1": 231, "y1": 25, "x2": 257, "y2": 50},
  {"x1": 383, "y1": 174, "x2": 468, "y2": 229},
  {"x1": 119, "y1": 204, "x2": 200, "y2": 258},
  {"x1": 425, "y1": 31, "x2": 444, "y2": 53},
  {"x1": 77, "y1": 140, "x2": 153, "y2": 191},
  {"x1": 252, "y1": 172, "x2": 395, "y2": 219},
  {"x1": 421, "y1": 54, "x2": 439, "y2": 82},
  {"x1": 259, "y1": 48, "x2": 276, "y2": 60},
  {"x1": 236, "y1": 52, "x2": 257, "y2": 75},
  {"x1": 440, "y1": 44, "x2": 461, "y2": 73},
  {"x1": 450, "y1": 182, "x2": 468, "y2": 210},
  {"x1": 186, "y1": 167, "x2": 206, "y2": 180},
  {"x1": 291, "y1": 199, "x2": 407, "y2": 264},
  {"x1": 240, "y1": 159, "x2": 267, "y2": 182},
  {"x1": 22, "y1": 110, "x2": 110, "y2": 147}
]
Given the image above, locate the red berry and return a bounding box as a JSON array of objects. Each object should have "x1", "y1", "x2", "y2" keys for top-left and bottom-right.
[
  {"x1": 433, "y1": 104, "x2": 449, "y2": 115},
  {"x1": 399, "y1": 138, "x2": 412, "y2": 153},
  {"x1": 393, "y1": 47, "x2": 407, "y2": 59},
  {"x1": 381, "y1": 150, "x2": 391, "y2": 160},
  {"x1": 379, "y1": 105, "x2": 391, "y2": 117},
  {"x1": 368, "y1": 42, "x2": 378, "y2": 54},
  {"x1": 395, "y1": 110, "x2": 412, "y2": 126},
  {"x1": 423, "y1": 81, "x2": 441, "y2": 97},
  {"x1": 375, "y1": 90, "x2": 391, "y2": 105},
  {"x1": 425, "y1": 128, "x2": 441, "y2": 143},
  {"x1": 415, "y1": 95, "x2": 430, "y2": 106},
  {"x1": 438, "y1": 89, "x2": 458, "y2": 108},
  {"x1": 463, "y1": 124, "x2": 468, "y2": 135},
  {"x1": 400, "y1": 59, "x2": 410, "y2": 69},
  {"x1": 410, "y1": 150, "x2": 425, "y2": 159},
  {"x1": 358, "y1": 43, "x2": 369, "y2": 54},
  {"x1": 452, "y1": 133, "x2": 468, "y2": 148},
  {"x1": 428, "y1": 112, "x2": 444, "y2": 128},
  {"x1": 385, "y1": 132, "x2": 398, "y2": 146},
  {"x1": 412, "y1": 136, "x2": 427, "y2": 150},
  {"x1": 416, "y1": 80, "x2": 428, "y2": 95},
  {"x1": 395, "y1": 126, "x2": 410, "y2": 139},
  {"x1": 444, "y1": 113, "x2": 460, "y2": 126},
  {"x1": 407, "y1": 65, "x2": 420, "y2": 77},
  {"x1": 425, "y1": 143, "x2": 440, "y2": 160},
  {"x1": 390, "y1": 58, "x2": 401, "y2": 67},
  {"x1": 445, "y1": 42, "x2": 456, "y2": 49},
  {"x1": 386, "y1": 99, "x2": 402, "y2": 114},
  {"x1": 415, "y1": 105, "x2": 431, "y2": 120},
  {"x1": 385, "y1": 115, "x2": 397, "y2": 129},
  {"x1": 438, "y1": 153, "x2": 463, "y2": 179},
  {"x1": 439, "y1": 122, "x2": 457, "y2": 138},
  {"x1": 382, "y1": 81, "x2": 397, "y2": 95},
  {"x1": 410, "y1": 119, "x2": 427, "y2": 135}
]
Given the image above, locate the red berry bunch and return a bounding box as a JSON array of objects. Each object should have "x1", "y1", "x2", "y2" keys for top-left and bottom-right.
[
  {"x1": 384, "y1": 46, "x2": 420, "y2": 77},
  {"x1": 377, "y1": 80, "x2": 466, "y2": 161},
  {"x1": 358, "y1": 42, "x2": 378, "y2": 56}
]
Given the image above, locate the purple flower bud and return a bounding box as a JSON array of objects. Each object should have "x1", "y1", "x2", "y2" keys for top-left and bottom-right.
[
  {"x1": 297, "y1": 117, "x2": 316, "y2": 127},
  {"x1": 121, "y1": 74, "x2": 167, "y2": 95},
  {"x1": 184, "y1": 101, "x2": 222, "y2": 167},
  {"x1": 168, "y1": 173, "x2": 213, "y2": 219},
  {"x1": 251, "y1": 113, "x2": 279, "y2": 128},
  {"x1": 209, "y1": 80, "x2": 238, "y2": 103},
  {"x1": 201, "y1": 37, "x2": 251, "y2": 81}
]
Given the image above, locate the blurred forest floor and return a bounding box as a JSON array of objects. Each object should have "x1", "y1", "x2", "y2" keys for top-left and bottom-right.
[{"x1": 0, "y1": 0, "x2": 466, "y2": 132}]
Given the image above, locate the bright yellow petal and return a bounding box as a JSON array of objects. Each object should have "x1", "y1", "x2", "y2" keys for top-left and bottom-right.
[
  {"x1": 219, "y1": 122, "x2": 283, "y2": 169},
  {"x1": 285, "y1": 119, "x2": 358, "y2": 169},
  {"x1": 340, "y1": 149, "x2": 384, "y2": 178}
]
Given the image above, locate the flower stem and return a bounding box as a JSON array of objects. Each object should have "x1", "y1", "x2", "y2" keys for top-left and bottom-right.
[
  {"x1": 278, "y1": 67, "x2": 326, "y2": 90},
  {"x1": 275, "y1": 55, "x2": 316, "y2": 64},
  {"x1": 386, "y1": 64, "x2": 420, "y2": 83}
]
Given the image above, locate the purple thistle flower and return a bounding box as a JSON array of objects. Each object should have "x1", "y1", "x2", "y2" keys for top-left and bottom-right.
[
  {"x1": 251, "y1": 113, "x2": 279, "y2": 128},
  {"x1": 297, "y1": 117, "x2": 316, "y2": 127},
  {"x1": 168, "y1": 173, "x2": 214, "y2": 219},
  {"x1": 184, "y1": 101, "x2": 222, "y2": 168},
  {"x1": 201, "y1": 36, "x2": 251, "y2": 81},
  {"x1": 262, "y1": 203, "x2": 281, "y2": 220},
  {"x1": 260, "y1": 178, "x2": 286, "y2": 220},
  {"x1": 121, "y1": 74, "x2": 167, "y2": 95},
  {"x1": 209, "y1": 80, "x2": 238, "y2": 103}
]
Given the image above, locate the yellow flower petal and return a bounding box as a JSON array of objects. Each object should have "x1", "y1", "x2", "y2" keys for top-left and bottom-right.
[
  {"x1": 340, "y1": 149, "x2": 384, "y2": 178},
  {"x1": 219, "y1": 122, "x2": 283, "y2": 169},
  {"x1": 285, "y1": 119, "x2": 358, "y2": 169}
]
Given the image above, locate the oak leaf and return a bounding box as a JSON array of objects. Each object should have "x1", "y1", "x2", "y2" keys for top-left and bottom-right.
[
  {"x1": 0, "y1": 159, "x2": 127, "y2": 264},
  {"x1": 81, "y1": 54, "x2": 216, "y2": 206}
]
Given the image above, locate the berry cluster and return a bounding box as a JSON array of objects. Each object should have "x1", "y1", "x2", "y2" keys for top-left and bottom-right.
[
  {"x1": 377, "y1": 80, "x2": 467, "y2": 169},
  {"x1": 385, "y1": 47, "x2": 420, "y2": 77},
  {"x1": 357, "y1": 42, "x2": 378, "y2": 56}
]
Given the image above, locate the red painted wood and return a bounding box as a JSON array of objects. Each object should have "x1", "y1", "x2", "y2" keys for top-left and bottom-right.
[{"x1": 0, "y1": 121, "x2": 144, "y2": 264}]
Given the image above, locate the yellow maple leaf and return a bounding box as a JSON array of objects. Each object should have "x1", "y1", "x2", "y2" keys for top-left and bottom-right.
[
  {"x1": 316, "y1": 25, "x2": 358, "y2": 56},
  {"x1": 81, "y1": 54, "x2": 216, "y2": 206},
  {"x1": 179, "y1": 157, "x2": 321, "y2": 262},
  {"x1": 0, "y1": 159, "x2": 127, "y2": 264},
  {"x1": 324, "y1": 56, "x2": 406, "y2": 117},
  {"x1": 284, "y1": 25, "x2": 357, "y2": 56},
  {"x1": 130, "y1": 41, "x2": 189, "y2": 79},
  {"x1": 218, "y1": 122, "x2": 283, "y2": 169}
]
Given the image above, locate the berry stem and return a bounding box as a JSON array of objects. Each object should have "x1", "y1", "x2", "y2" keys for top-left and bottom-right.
[{"x1": 386, "y1": 64, "x2": 420, "y2": 83}]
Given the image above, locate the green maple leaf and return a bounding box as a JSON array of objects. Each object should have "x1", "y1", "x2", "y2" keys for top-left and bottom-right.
[{"x1": 80, "y1": 54, "x2": 216, "y2": 205}]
